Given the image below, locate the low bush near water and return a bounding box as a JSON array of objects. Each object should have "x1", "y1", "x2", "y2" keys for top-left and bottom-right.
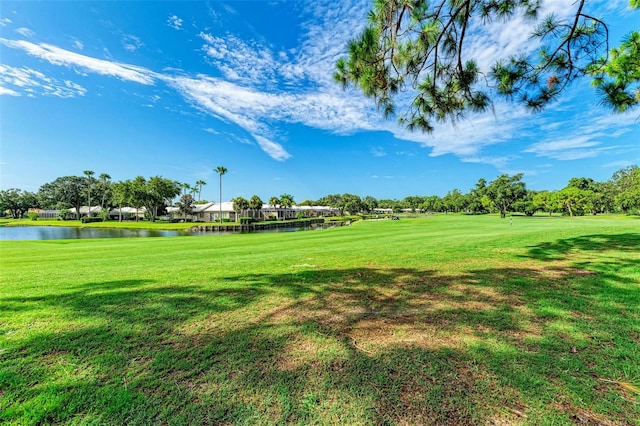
[{"x1": 80, "y1": 216, "x2": 103, "y2": 223}]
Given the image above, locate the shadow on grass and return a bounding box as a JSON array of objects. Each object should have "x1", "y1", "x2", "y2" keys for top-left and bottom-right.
[
  {"x1": 525, "y1": 233, "x2": 640, "y2": 261},
  {"x1": 1, "y1": 241, "x2": 639, "y2": 424}
]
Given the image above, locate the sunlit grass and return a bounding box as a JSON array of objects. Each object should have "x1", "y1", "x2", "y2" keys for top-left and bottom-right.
[{"x1": 1, "y1": 214, "x2": 638, "y2": 424}]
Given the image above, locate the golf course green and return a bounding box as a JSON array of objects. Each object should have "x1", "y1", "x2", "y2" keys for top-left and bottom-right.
[{"x1": 1, "y1": 214, "x2": 638, "y2": 424}]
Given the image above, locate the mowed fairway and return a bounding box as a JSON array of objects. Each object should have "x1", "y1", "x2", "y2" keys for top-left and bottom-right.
[{"x1": 1, "y1": 215, "x2": 639, "y2": 425}]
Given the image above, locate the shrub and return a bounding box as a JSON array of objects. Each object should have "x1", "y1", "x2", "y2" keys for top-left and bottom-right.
[
  {"x1": 27, "y1": 212, "x2": 39, "y2": 221},
  {"x1": 81, "y1": 216, "x2": 104, "y2": 223},
  {"x1": 57, "y1": 209, "x2": 72, "y2": 220},
  {"x1": 97, "y1": 209, "x2": 110, "y2": 221},
  {"x1": 240, "y1": 217, "x2": 255, "y2": 224}
]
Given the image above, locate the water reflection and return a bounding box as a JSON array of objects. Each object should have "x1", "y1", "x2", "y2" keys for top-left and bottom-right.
[{"x1": 0, "y1": 226, "x2": 190, "y2": 241}]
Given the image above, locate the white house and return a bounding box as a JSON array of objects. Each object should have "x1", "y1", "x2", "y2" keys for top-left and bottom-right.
[{"x1": 168, "y1": 202, "x2": 339, "y2": 222}]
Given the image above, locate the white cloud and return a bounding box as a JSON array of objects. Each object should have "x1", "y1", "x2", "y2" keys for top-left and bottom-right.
[
  {"x1": 0, "y1": 85, "x2": 19, "y2": 96},
  {"x1": 0, "y1": 38, "x2": 156, "y2": 85},
  {"x1": 16, "y1": 27, "x2": 35, "y2": 37},
  {"x1": 0, "y1": 65, "x2": 87, "y2": 97},
  {"x1": 166, "y1": 75, "x2": 291, "y2": 160},
  {"x1": 253, "y1": 135, "x2": 291, "y2": 161},
  {"x1": 122, "y1": 34, "x2": 143, "y2": 52},
  {"x1": 167, "y1": 15, "x2": 183, "y2": 30},
  {"x1": 602, "y1": 160, "x2": 637, "y2": 168},
  {"x1": 198, "y1": 32, "x2": 280, "y2": 86},
  {"x1": 524, "y1": 105, "x2": 639, "y2": 161},
  {"x1": 0, "y1": 17, "x2": 12, "y2": 26},
  {"x1": 73, "y1": 39, "x2": 84, "y2": 50}
]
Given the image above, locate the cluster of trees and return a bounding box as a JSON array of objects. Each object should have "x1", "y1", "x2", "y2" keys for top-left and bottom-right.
[
  {"x1": 1, "y1": 166, "x2": 638, "y2": 220},
  {"x1": 300, "y1": 166, "x2": 640, "y2": 217},
  {"x1": 1, "y1": 173, "x2": 189, "y2": 221}
]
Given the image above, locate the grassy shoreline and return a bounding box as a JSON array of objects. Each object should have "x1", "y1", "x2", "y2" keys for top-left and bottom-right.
[
  {"x1": 0, "y1": 217, "x2": 334, "y2": 231},
  {"x1": 1, "y1": 214, "x2": 638, "y2": 424}
]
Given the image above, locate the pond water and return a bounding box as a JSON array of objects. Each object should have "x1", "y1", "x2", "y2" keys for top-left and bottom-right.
[{"x1": 0, "y1": 226, "x2": 191, "y2": 241}]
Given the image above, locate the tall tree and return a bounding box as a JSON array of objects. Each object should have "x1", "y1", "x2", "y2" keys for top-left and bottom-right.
[
  {"x1": 195, "y1": 180, "x2": 207, "y2": 202},
  {"x1": 485, "y1": 174, "x2": 526, "y2": 218},
  {"x1": 611, "y1": 165, "x2": 640, "y2": 213},
  {"x1": 130, "y1": 176, "x2": 181, "y2": 222},
  {"x1": 363, "y1": 195, "x2": 379, "y2": 213},
  {"x1": 39, "y1": 176, "x2": 86, "y2": 219},
  {"x1": 279, "y1": 193, "x2": 295, "y2": 219},
  {"x1": 442, "y1": 189, "x2": 465, "y2": 213},
  {"x1": 557, "y1": 186, "x2": 594, "y2": 217},
  {"x1": 340, "y1": 193, "x2": 364, "y2": 215},
  {"x1": 231, "y1": 196, "x2": 249, "y2": 220},
  {"x1": 268, "y1": 196, "x2": 280, "y2": 219},
  {"x1": 468, "y1": 178, "x2": 488, "y2": 214},
  {"x1": 248, "y1": 195, "x2": 264, "y2": 220},
  {"x1": 279, "y1": 193, "x2": 294, "y2": 208},
  {"x1": 215, "y1": 166, "x2": 228, "y2": 224},
  {"x1": 176, "y1": 194, "x2": 195, "y2": 220},
  {"x1": 0, "y1": 189, "x2": 38, "y2": 219},
  {"x1": 533, "y1": 190, "x2": 559, "y2": 216},
  {"x1": 99, "y1": 173, "x2": 111, "y2": 209},
  {"x1": 111, "y1": 180, "x2": 133, "y2": 222},
  {"x1": 83, "y1": 170, "x2": 95, "y2": 216},
  {"x1": 335, "y1": 0, "x2": 638, "y2": 133}
]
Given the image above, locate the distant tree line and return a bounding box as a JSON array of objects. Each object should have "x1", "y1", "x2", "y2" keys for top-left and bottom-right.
[
  {"x1": 301, "y1": 166, "x2": 640, "y2": 217},
  {"x1": 1, "y1": 166, "x2": 638, "y2": 220}
]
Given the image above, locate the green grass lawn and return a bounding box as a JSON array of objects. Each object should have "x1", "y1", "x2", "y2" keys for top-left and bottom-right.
[{"x1": 1, "y1": 214, "x2": 638, "y2": 425}]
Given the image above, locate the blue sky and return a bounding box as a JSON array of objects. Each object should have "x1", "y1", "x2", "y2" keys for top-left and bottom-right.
[{"x1": 1, "y1": 1, "x2": 638, "y2": 202}]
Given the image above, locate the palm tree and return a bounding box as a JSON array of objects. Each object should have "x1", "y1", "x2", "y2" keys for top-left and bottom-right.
[
  {"x1": 181, "y1": 182, "x2": 191, "y2": 196},
  {"x1": 231, "y1": 196, "x2": 249, "y2": 221},
  {"x1": 249, "y1": 195, "x2": 263, "y2": 220},
  {"x1": 269, "y1": 196, "x2": 280, "y2": 220},
  {"x1": 99, "y1": 173, "x2": 111, "y2": 209},
  {"x1": 279, "y1": 193, "x2": 294, "y2": 207},
  {"x1": 195, "y1": 179, "x2": 206, "y2": 202},
  {"x1": 279, "y1": 193, "x2": 295, "y2": 220},
  {"x1": 215, "y1": 166, "x2": 228, "y2": 223},
  {"x1": 83, "y1": 170, "x2": 95, "y2": 216}
]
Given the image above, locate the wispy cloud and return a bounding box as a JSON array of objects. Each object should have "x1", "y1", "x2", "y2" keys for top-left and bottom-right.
[
  {"x1": 602, "y1": 160, "x2": 637, "y2": 168},
  {"x1": 122, "y1": 34, "x2": 143, "y2": 52},
  {"x1": 72, "y1": 39, "x2": 84, "y2": 50},
  {"x1": 0, "y1": 65, "x2": 87, "y2": 97},
  {"x1": 524, "y1": 106, "x2": 638, "y2": 161},
  {"x1": 16, "y1": 27, "x2": 35, "y2": 37},
  {"x1": 0, "y1": 39, "x2": 156, "y2": 84},
  {"x1": 525, "y1": 135, "x2": 614, "y2": 160},
  {"x1": 198, "y1": 32, "x2": 282, "y2": 87},
  {"x1": 167, "y1": 15, "x2": 183, "y2": 30},
  {"x1": 0, "y1": 17, "x2": 12, "y2": 26},
  {"x1": 0, "y1": 85, "x2": 19, "y2": 96}
]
